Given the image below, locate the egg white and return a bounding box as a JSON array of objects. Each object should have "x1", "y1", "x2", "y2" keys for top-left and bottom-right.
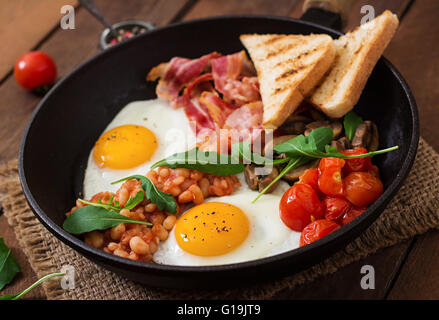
[
  {"x1": 153, "y1": 173, "x2": 301, "y2": 266},
  {"x1": 83, "y1": 99, "x2": 196, "y2": 199}
]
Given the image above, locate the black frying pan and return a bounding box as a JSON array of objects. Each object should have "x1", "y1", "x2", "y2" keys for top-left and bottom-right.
[{"x1": 18, "y1": 8, "x2": 419, "y2": 289}]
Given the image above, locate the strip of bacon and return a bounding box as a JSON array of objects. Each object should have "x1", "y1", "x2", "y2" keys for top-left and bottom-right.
[
  {"x1": 199, "y1": 91, "x2": 238, "y2": 127},
  {"x1": 151, "y1": 52, "x2": 220, "y2": 107},
  {"x1": 211, "y1": 51, "x2": 260, "y2": 106},
  {"x1": 180, "y1": 73, "x2": 217, "y2": 133},
  {"x1": 224, "y1": 101, "x2": 264, "y2": 143}
]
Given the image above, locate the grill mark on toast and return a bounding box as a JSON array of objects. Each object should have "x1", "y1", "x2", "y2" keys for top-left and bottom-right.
[
  {"x1": 265, "y1": 41, "x2": 301, "y2": 59},
  {"x1": 276, "y1": 65, "x2": 305, "y2": 81}
]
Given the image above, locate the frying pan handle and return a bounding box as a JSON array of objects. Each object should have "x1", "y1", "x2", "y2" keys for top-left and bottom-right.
[{"x1": 301, "y1": 0, "x2": 356, "y2": 31}]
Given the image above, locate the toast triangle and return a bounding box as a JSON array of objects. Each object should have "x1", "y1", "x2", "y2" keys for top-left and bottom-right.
[
  {"x1": 309, "y1": 10, "x2": 399, "y2": 118},
  {"x1": 240, "y1": 33, "x2": 335, "y2": 129}
]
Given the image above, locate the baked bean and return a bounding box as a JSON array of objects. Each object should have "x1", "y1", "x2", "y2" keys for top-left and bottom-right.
[
  {"x1": 190, "y1": 170, "x2": 203, "y2": 181},
  {"x1": 118, "y1": 187, "x2": 129, "y2": 207},
  {"x1": 169, "y1": 186, "x2": 182, "y2": 197},
  {"x1": 146, "y1": 171, "x2": 158, "y2": 185},
  {"x1": 149, "y1": 241, "x2": 158, "y2": 254},
  {"x1": 113, "y1": 248, "x2": 129, "y2": 258},
  {"x1": 107, "y1": 242, "x2": 119, "y2": 251},
  {"x1": 152, "y1": 224, "x2": 168, "y2": 240},
  {"x1": 149, "y1": 212, "x2": 165, "y2": 225},
  {"x1": 163, "y1": 215, "x2": 177, "y2": 231},
  {"x1": 120, "y1": 208, "x2": 130, "y2": 217},
  {"x1": 128, "y1": 252, "x2": 139, "y2": 261},
  {"x1": 129, "y1": 236, "x2": 150, "y2": 255},
  {"x1": 158, "y1": 167, "x2": 170, "y2": 178},
  {"x1": 199, "y1": 178, "x2": 210, "y2": 197},
  {"x1": 189, "y1": 184, "x2": 203, "y2": 204},
  {"x1": 144, "y1": 203, "x2": 157, "y2": 213},
  {"x1": 180, "y1": 178, "x2": 195, "y2": 191},
  {"x1": 175, "y1": 168, "x2": 190, "y2": 178},
  {"x1": 85, "y1": 231, "x2": 104, "y2": 248},
  {"x1": 110, "y1": 223, "x2": 126, "y2": 241},
  {"x1": 173, "y1": 175, "x2": 185, "y2": 186},
  {"x1": 178, "y1": 190, "x2": 194, "y2": 203}
]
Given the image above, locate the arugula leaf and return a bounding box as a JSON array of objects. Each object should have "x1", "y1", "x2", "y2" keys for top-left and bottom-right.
[
  {"x1": 0, "y1": 272, "x2": 64, "y2": 300},
  {"x1": 150, "y1": 147, "x2": 245, "y2": 177},
  {"x1": 62, "y1": 206, "x2": 152, "y2": 235},
  {"x1": 78, "y1": 198, "x2": 121, "y2": 212},
  {"x1": 273, "y1": 127, "x2": 334, "y2": 158},
  {"x1": 112, "y1": 175, "x2": 177, "y2": 214},
  {"x1": 343, "y1": 110, "x2": 363, "y2": 141},
  {"x1": 123, "y1": 191, "x2": 145, "y2": 211},
  {"x1": 0, "y1": 238, "x2": 21, "y2": 291}
]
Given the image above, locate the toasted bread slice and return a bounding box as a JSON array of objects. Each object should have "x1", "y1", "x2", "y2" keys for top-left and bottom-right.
[
  {"x1": 309, "y1": 10, "x2": 399, "y2": 118},
  {"x1": 240, "y1": 33, "x2": 335, "y2": 129}
]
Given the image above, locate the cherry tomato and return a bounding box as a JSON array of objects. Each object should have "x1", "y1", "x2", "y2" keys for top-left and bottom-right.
[
  {"x1": 319, "y1": 157, "x2": 345, "y2": 170},
  {"x1": 323, "y1": 197, "x2": 352, "y2": 223},
  {"x1": 318, "y1": 158, "x2": 345, "y2": 197},
  {"x1": 299, "y1": 219, "x2": 340, "y2": 247},
  {"x1": 14, "y1": 51, "x2": 57, "y2": 90},
  {"x1": 298, "y1": 168, "x2": 321, "y2": 194},
  {"x1": 341, "y1": 206, "x2": 367, "y2": 225},
  {"x1": 369, "y1": 165, "x2": 380, "y2": 178},
  {"x1": 344, "y1": 172, "x2": 383, "y2": 207},
  {"x1": 341, "y1": 148, "x2": 373, "y2": 174},
  {"x1": 279, "y1": 184, "x2": 324, "y2": 232}
]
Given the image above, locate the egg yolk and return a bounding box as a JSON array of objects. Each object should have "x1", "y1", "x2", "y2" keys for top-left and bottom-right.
[
  {"x1": 174, "y1": 202, "x2": 249, "y2": 256},
  {"x1": 93, "y1": 125, "x2": 157, "y2": 169}
]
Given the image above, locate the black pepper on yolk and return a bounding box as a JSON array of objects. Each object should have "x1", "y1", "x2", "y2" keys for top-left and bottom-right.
[
  {"x1": 93, "y1": 124, "x2": 157, "y2": 169},
  {"x1": 174, "y1": 202, "x2": 250, "y2": 256}
]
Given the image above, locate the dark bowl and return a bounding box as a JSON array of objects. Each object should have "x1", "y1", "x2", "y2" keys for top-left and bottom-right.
[{"x1": 18, "y1": 16, "x2": 419, "y2": 289}]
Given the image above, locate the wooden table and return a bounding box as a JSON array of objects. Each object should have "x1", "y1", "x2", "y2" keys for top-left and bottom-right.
[{"x1": 1, "y1": 0, "x2": 438, "y2": 299}]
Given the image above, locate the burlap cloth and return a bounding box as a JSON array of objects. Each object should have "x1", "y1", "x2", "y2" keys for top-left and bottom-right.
[{"x1": 0, "y1": 138, "x2": 438, "y2": 299}]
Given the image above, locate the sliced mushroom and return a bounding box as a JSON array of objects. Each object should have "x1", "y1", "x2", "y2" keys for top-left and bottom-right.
[
  {"x1": 352, "y1": 122, "x2": 370, "y2": 149},
  {"x1": 263, "y1": 134, "x2": 296, "y2": 156},
  {"x1": 244, "y1": 164, "x2": 259, "y2": 191},
  {"x1": 331, "y1": 137, "x2": 352, "y2": 151},
  {"x1": 366, "y1": 121, "x2": 379, "y2": 151},
  {"x1": 258, "y1": 167, "x2": 280, "y2": 193},
  {"x1": 279, "y1": 121, "x2": 307, "y2": 135},
  {"x1": 304, "y1": 120, "x2": 342, "y2": 138},
  {"x1": 281, "y1": 160, "x2": 319, "y2": 182},
  {"x1": 284, "y1": 114, "x2": 312, "y2": 124},
  {"x1": 244, "y1": 165, "x2": 280, "y2": 193},
  {"x1": 308, "y1": 107, "x2": 327, "y2": 121}
]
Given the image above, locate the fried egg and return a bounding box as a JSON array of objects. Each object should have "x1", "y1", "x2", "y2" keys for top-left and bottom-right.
[
  {"x1": 153, "y1": 174, "x2": 301, "y2": 266},
  {"x1": 83, "y1": 99, "x2": 196, "y2": 199}
]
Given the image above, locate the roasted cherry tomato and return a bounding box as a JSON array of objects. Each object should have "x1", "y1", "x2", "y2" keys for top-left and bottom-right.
[
  {"x1": 299, "y1": 219, "x2": 340, "y2": 247},
  {"x1": 319, "y1": 157, "x2": 345, "y2": 170},
  {"x1": 369, "y1": 165, "x2": 380, "y2": 178},
  {"x1": 14, "y1": 51, "x2": 57, "y2": 90},
  {"x1": 323, "y1": 197, "x2": 352, "y2": 223},
  {"x1": 318, "y1": 157, "x2": 345, "y2": 197},
  {"x1": 298, "y1": 168, "x2": 320, "y2": 194},
  {"x1": 344, "y1": 172, "x2": 383, "y2": 207},
  {"x1": 341, "y1": 148, "x2": 373, "y2": 174},
  {"x1": 341, "y1": 206, "x2": 367, "y2": 225},
  {"x1": 279, "y1": 184, "x2": 324, "y2": 232}
]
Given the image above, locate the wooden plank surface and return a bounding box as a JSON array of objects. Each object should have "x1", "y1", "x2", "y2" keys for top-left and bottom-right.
[
  {"x1": 0, "y1": 0, "x2": 436, "y2": 300},
  {"x1": 382, "y1": 0, "x2": 439, "y2": 299},
  {"x1": 0, "y1": 0, "x2": 193, "y2": 300},
  {"x1": 0, "y1": 0, "x2": 78, "y2": 81}
]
